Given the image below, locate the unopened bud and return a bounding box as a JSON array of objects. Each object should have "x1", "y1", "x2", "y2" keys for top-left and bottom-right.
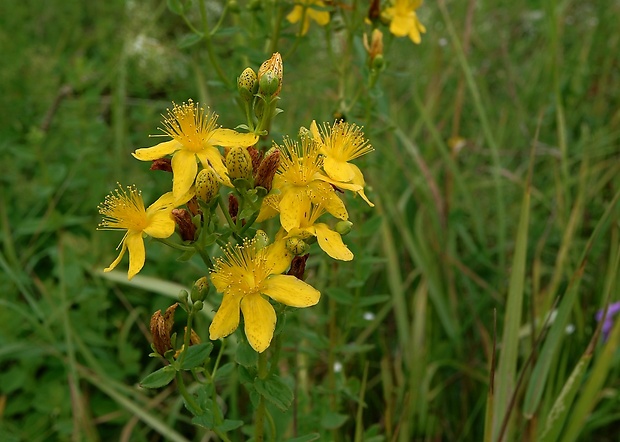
[
  {"x1": 150, "y1": 303, "x2": 179, "y2": 355},
  {"x1": 226, "y1": 146, "x2": 253, "y2": 180},
  {"x1": 195, "y1": 168, "x2": 221, "y2": 202},
  {"x1": 286, "y1": 237, "x2": 309, "y2": 256},
  {"x1": 172, "y1": 208, "x2": 197, "y2": 241},
  {"x1": 335, "y1": 220, "x2": 353, "y2": 236},
  {"x1": 371, "y1": 54, "x2": 385, "y2": 71},
  {"x1": 254, "y1": 230, "x2": 270, "y2": 249},
  {"x1": 192, "y1": 300, "x2": 204, "y2": 312},
  {"x1": 228, "y1": 0, "x2": 240, "y2": 13},
  {"x1": 247, "y1": 145, "x2": 263, "y2": 174},
  {"x1": 287, "y1": 254, "x2": 309, "y2": 280},
  {"x1": 150, "y1": 158, "x2": 173, "y2": 172},
  {"x1": 363, "y1": 29, "x2": 384, "y2": 66},
  {"x1": 191, "y1": 276, "x2": 210, "y2": 302},
  {"x1": 228, "y1": 194, "x2": 239, "y2": 220},
  {"x1": 255, "y1": 148, "x2": 280, "y2": 191},
  {"x1": 237, "y1": 67, "x2": 258, "y2": 102},
  {"x1": 257, "y1": 52, "x2": 283, "y2": 97},
  {"x1": 178, "y1": 290, "x2": 189, "y2": 304}
]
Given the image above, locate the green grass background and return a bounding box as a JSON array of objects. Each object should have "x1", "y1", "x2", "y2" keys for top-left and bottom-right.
[{"x1": 1, "y1": 0, "x2": 619, "y2": 441}]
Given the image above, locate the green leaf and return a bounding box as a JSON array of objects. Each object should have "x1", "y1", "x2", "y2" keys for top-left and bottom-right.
[
  {"x1": 235, "y1": 340, "x2": 258, "y2": 367},
  {"x1": 181, "y1": 343, "x2": 213, "y2": 370},
  {"x1": 140, "y1": 366, "x2": 176, "y2": 389},
  {"x1": 214, "y1": 362, "x2": 235, "y2": 382},
  {"x1": 167, "y1": 0, "x2": 184, "y2": 15},
  {"x1": 178, "y1": 33, "x2": 203, "y2": 49},
  {"x1": 254, "y1": 374, "x2": 293, "y2": 412},
  {"x1": 216, "y1": 419, "x2": 244, "y2": 432},
  {"x1": 320, "y1": 412, "x2": 348, "y2": 429},
  {"x1": 192, "y1": 410, "x2": 215, "y2": 429}
]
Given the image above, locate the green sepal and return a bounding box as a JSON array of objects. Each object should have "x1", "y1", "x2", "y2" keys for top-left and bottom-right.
[{"x1": 178, "y1": 33, "x2": 203, "y2": 49}]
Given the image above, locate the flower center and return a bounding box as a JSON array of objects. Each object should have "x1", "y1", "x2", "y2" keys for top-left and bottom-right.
[
  {"x1": 160, "y1": 100, "x2": 218, "y2": 153},
  {"x1": 98, "y1": 184, "x2": 149, "y2": 232}
]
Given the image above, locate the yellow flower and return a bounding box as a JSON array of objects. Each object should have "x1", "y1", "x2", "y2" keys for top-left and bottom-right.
[
  {"x1": 133, "y1": 100, "x2": 258, "y2": 199},
  {"x1": 279, "y1": 196, "x2": 353, "y2": 261},
  {"x1": 286, "y1": 0, "x2": 330, "y2": 36},
  {"x1": 310, "y1": 120, "x2": 374, "y2": 207},
  {"x1": 209, "y1": 239, "x2": 319, "y2": 353},
  {"x1": 259, "y1": 137, "x2": 349, "y2": 227},
  {"x1": 98, "y1": 185, "x2": 181, "y2": 280},
  {"x1": 383, "y1": 0, "x2": 426, "y2": 44}
]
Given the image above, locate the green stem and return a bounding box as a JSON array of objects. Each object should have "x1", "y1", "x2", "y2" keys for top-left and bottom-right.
[
  {"x1": 255, "y1": 351, "x2": 269, "y2": 441},
  {"x1": 198, "y1": 0, "x2": 232, "y2": 88},
  {"x1": 193, "y1": 243, "x2": 213, "y2": 268},
  {"x1": 218, "y1": 194, "x2": 236, "y2": 229},
  {"x1": 175, "y1": 371, "x2": 201, "y2": 413},
  {"x1": 154, "y1": 237, "x2": 195, "y2": 252}
]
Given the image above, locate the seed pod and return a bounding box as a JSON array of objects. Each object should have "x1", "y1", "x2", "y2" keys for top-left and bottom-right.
[{"x1": 255, "y1": 148, "x2": 280, "y2": 191}]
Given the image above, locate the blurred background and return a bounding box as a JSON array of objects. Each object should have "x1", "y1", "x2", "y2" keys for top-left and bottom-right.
[{"x1": 1, "y1": 0, "x2": 619, "y2": 441}]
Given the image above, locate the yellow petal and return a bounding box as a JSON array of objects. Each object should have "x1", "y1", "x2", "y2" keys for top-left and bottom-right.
[
  {"x1": 143, "y1": 209, "x2": 175, "y2": 238},
  {"x1": 310, "y1": 120, "x2": 320, "y2": 140},
  {"x1": 279, "y1": 189, "x2": 307, "y2": 232},
  {"x1": 240, "y1": 294, "x2": 276, "y2": 353},
  {"x1": 263, "y1": 274, "x2": 320, "y2": 307},
  {"x1": 314, "y1": 224, "x2": 353, "y2": 261},
  {"x1": 171, "y1": 150, "x2": 198, "y2": 199},
  {"x1": 264, "y1": 239, "x2": 293, "y2": 275},
  {"x1": 210, "y1": 272, "x2": 228, "y2": 294},
  {"x1": 209, "y1": 129, "x2": 258, "y2": 147},
  {"x1": 349, "y1": 164, "x2": 374, "y2": 206},
  {"x1": 104, "y1": 238, "x2": 127, "y2": 273},
  {"x1": 309, "y1": 181, "x2": 348, "y2": 220},
  {"x1": 286, "y1": 5, "x2": 303, "y2": 24},
  {"x1": 389, "y1": 16, "x2": 410, "y2": 37},
  {"x1": 323, "y1": 156, "x2": 355, "y2": 182},
  {"x1": 209, "y1": 294, "x2": 241, "y2": 340},
  {"x1": 199, "y1": 146, "x2": 232, "y2": 187},
  {"x1": 133, "y1": 140, "x2": 180, "y2": 161},
  {"x1": 125, "y1": 231, "x2": 146, "y2": 279},
  {"x1": 308, "y1": 8, "x2": 330, "y2": 26}
]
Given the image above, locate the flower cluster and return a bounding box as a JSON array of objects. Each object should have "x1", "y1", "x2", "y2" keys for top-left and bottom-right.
[{"x1": 98, "y1": 53, "x2": 374, "y2": 353}]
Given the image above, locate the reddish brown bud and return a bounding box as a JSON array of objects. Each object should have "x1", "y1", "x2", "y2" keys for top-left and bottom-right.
[
  {"x1": 255, "y1": 148, "x2": 280, "y2": 191},
  {"x1": 150, "y1": 303, "x2": 179, "y2": 355},
  {"x1": 287, "y1": 254, "x2": 309, "y2": 280},
  {"x1": 228, "y1": 194, "x2": 239, "y2": 220},
  {"x1": 247, "y1": 146, "x2": 263, "y2": 175},
  {"x1": 186, "y1": 196, "x2": 201, "y2": 217},
  {"x1": 150, "y1": 158, "x2": 173, "y2": 173},
  {"x1": 172, "y1": 208, "x2": 196, "y2": 241}
]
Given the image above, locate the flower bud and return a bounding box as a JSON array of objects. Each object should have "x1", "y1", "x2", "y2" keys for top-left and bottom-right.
[
  {"x1": 335, "y1": 220, "x2": 353, "y2": 236},
  {"x1": 226, "y1": 146, "x2": 253, "y2": 180},
  {"x1": 254, "y1": 230, "x2": 270, "y2": 249},
  {"x1": 150, "y1": 158, "x2": 173, "y2": 172},
  {"x1": 286, "y1": 237, "x2": 310, "y2": 256},
  {"x1": 255, "y1": 148, "x2": 280, "y2": 191},
  {"x1": 172, "y1": 208, "x2": 197, "y2": 241},
  {"x1": 192, "y1": 300, "x2": 204, "y2": 312},
  {"x1": 150, "y1": 303, "x2": 179, "y2": 355},
  {"x1": 195, "y1": 168, "x2": 221, "y2": 202},
  {"x1": 237, "y1": 67, "x2": 258, "y2": 103},
  {"x1": 363, "y1": 29, "x2": 384, "y2": 66},
  {"x1": 287, "y1": 254, "x2": 309, "y2": 280},
  {"x1": 228, "y1": 194, "x2": 239, "y2": 220},
  {"x1": 257, "y1": 52, "x2": 283, "y2": 97},
  {"x1": 191, "y1": 276, "x2": 210, "y2": 303}
]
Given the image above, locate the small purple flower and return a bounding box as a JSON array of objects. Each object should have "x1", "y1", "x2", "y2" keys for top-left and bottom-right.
[{"x1": 595, "y1": 301, "x2": 620, "y2": 341}]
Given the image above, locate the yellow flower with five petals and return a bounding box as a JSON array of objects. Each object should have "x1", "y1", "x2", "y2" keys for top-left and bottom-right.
[
  {"x1": 209, "y1": 239, "x2": 319, "y2": 353},
  {"x1": 98, "y1": 184, "x2": 191, "y2": 280},
  {"x1": 279, "y1": 196, "x2": 353, "y2": 261},
  {"x1": 310, "y1": 120, "x2": 374, "y2": 207},
  {"x1": 257, "y1": 137, "x2": 349, "y2": 227},
  {"x1": 133, "y1": 100, "x2": 258, "y2": 200},
  {"x1": 383, "y1": 0, "x2": 426, "y2": 44},
  {"x1": 286, "y1": 0, "x2": 330, "y2": 36}
]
